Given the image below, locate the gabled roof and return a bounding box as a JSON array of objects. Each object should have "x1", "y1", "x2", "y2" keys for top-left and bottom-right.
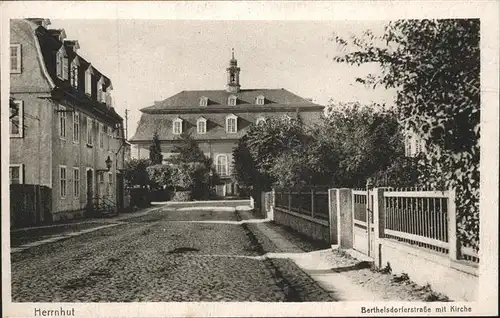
[{"x1": 141, "y1": 88, "x2": 322, "y2": 113}]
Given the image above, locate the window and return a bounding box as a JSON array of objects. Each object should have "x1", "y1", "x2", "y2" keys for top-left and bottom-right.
[
  {"x1": 173, "y1": 118, "x2": 183, "y2": 135},
  {"x1": 197, "y1": 118, "x2": 207, "y2": 134},
  {"x1": 60, "y1": 166, "x2": 67, "y2": 198},
  {"x1": 108, "y1": 126, "x2": 113, "y2": 152},
  {"x1": 216, "y1": 154, "x2": 228, "y2": 176},
  {"x1": 10, "y1": 100, "x2": 23, "y2": 137},
  {"x1": 415, "y1": 138, "x2": 421, "y2": 154},
  {"x1": 59, "y1": 107, "x2": 66, "y2": 139},
  {"x1": 10, "y1": 44, "x2": 22, "y2": 73},
  {"x1": 9, "y1": 164, "x2": 23, "y2": 184},
  {"x1": 226, "y1": 115, "x2": 237, "y2": 133},
  {"x1": 228, "y1": 95, "x2": 237, "y2": 106},
  {"x1": 86, "y1": 117, "x2": 93, "y2": 145},
  {"x1": 108, "y1": 172, "x2": 113, "y2": 196},
  {"x1": 73, "y1": 112, "x2": 80, "y2": 143},
  {"x1": 199, "y1": 97, "x2": 208, "y2": 107},
  {"x1": 56, "y1": 50, "x2": 68, "y2": 80},
  {"x1": 99, "y1": 123, "x2": 104, "y2": 148},
  {"x1": 70, "y1": 61, "x2": 79, "y2": 88},
  {"x1": 85, "y1": 69, "x2": 92, "y2": 95},
  {"x1": 97, "y1": 78, "x2": 104, "y2": 102},
  {"x1": 404, "y1": 135, "x2": 413, "y2": 157},
  {"x1": 73, "y1": 168, "x2": 80, "y2": 197},
  {"x1": 256, "y1": 117, "x2": 266, "y2": 125},
  {"x1": 256, "y1": 95, "x2": 265, "y2": 105},
  {"x1": 63, "y1": 57, "x2": 69, "y2": 80}
]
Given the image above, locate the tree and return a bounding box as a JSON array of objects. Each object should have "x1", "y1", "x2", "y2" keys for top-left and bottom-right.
[
  {"x1": 234, "y1": 117, "x2": 306, "y2": 191},
  {"x1": 149, "y1": 132, "x2": 163, "y2": 165},
  {"x1": 268, "y1": 144, "x2": 316, "y2": 189},
  {"x1": 146, "y1": 164, "x2": 173, "y2": 189},
  {"x1": 246, "y1": 117, "x2": 306, "y2": 175},
  {"x1": 171, "y1": 132, "x2": 218, "y2": 199},
  {"x1": 124, "y1": 158, "x2": 151, "y2": 188},
  {"x1": 333, "y1": 19, "x2": 480, "y2": 248},
  {"x1": 172, "y1": 132, "x2": 208, "y2": 164},
  {"x1": 322, "y1": 102, "x2": 405, "y2": 187}
]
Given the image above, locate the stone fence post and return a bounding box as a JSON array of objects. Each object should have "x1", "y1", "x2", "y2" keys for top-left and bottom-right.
[
  {"x1": 328, "y1": 189, "x2": 338, "y2": 246},
  {"x1": 372, "y1": 187, "x2": 386, "y2": 268},
  {"x1": 336, "y1": 188, "x2": 353, "y2": 249}
]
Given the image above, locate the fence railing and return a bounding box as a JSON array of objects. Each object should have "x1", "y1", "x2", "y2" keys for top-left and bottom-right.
[
  {"x1": 383, "y1": 190, "x2": 450, "y2": 255},
  {"x1": 266, "y1": 186, "x2": 479, "y2": 265},
  {"x1": 275, "y1": 188, "x2": 329, "y2": 221},
  {"x1": 382, "y1": 189, "x2": 479, "y2": 264},
  {"x1": 352, "y1": 190, "x2": 369, "y2": 224}
]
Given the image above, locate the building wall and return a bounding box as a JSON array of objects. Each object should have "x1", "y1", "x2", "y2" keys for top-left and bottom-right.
[
  {"x1": 10, "y1": 19, "x2": 126, "y2": 221},
  {"x1": 10, "y1": 19, "x2": 54, "y2": 188},
  {"x1": 9, "y1": 95, "x2": 53, "y2": 188},
  {"x1": 50, "y1": 104, "x2": 123, "y2": 217}
]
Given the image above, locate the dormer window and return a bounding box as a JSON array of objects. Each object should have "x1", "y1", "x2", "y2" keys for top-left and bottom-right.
[
  {"x1": 56, "y1": 49, "x2": 68, "y2": 80},
  {"x1": 173, "y1": 118, "x2": 183, "y2": 135},
  {"x1": 199, "y1": 97, "x2": 208, "y2": 107},
  {"x1": 256, "y1": 117, "x2": 266, "y2": 125},
  {"x1": 197, "y1": 117, "x2": 207, "y2": 134},
  {"x1": 256, "y1": 95, "x2": 265, "y2": 105},
  {"x1": 85, "y1": 68, "x2": 92, "y2": 95},
  {"x1": 97, "y1": 77, "x2": 105, "y2": 102},
  {"x1": 70, "y1": 59, "x2": 79, "y2": 88},
  {"x1": 228, "y1": 95, "x2": 237, "y2": 106},
  {"x1": 226, "y1": 114, "x2": 238, "y2": 133}
]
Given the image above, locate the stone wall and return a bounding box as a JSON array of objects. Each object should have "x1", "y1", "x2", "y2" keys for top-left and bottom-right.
[{"x1": 274, "y1": 207, "x2": 330, "y2": 243}]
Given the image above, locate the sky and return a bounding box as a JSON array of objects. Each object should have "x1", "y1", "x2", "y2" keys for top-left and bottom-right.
[{"x1": 49, "y1": 19, "x2": 396, "y2": 139}]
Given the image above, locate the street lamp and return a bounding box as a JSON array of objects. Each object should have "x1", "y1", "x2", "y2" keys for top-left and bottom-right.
[
  {"x1": 97, "y1": 156, "x2": 113, "y2": 172},
  {"x1": 209, "y1": 170, "x2": 213, "y2": 196},
  {"x1": 105, "y1": 156, "x2": 112, "y2": 171}
]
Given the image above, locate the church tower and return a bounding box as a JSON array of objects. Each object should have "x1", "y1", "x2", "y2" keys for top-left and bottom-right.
[{"x1": 226, "y1": 49, "x2": 240, "y2": 93}]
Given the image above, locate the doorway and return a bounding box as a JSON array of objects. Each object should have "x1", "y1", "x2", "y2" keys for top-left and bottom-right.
[{"x1": 86, "y1": 169, "x2": 94, "y2": 215}]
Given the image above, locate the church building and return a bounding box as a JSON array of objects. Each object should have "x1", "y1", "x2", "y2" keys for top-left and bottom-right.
[{"x1": 129, "y1": 51, "x2": 324, "y2": 197}]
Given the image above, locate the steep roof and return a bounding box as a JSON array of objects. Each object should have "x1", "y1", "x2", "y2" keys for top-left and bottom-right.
[
  {"x1": 130, "y1": 110, "x2": 322, "y2": 142},
  {"x1": 141, "y1": 88, "x2": 322, "y2": 113}
]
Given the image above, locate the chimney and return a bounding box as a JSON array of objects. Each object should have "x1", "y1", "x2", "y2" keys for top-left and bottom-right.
[
  {"x1": 48, "y1": 29, "x2": 67, "y2": 42},
  {"x1": 26, "y1": 18, "x2": 51, "y2": 28},
  {"x1": 64, "y1": 40, "x2": 80, "y2": 53}
]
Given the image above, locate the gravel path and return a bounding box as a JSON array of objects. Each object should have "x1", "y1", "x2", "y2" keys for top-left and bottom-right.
[{"x1": 11, "y1": 208, "x2": 333, "y2": 302}]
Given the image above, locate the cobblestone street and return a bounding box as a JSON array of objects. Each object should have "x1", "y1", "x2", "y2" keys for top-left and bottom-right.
[{"x1": 11, "y1": 207, "x2": 334, "y2": 302}]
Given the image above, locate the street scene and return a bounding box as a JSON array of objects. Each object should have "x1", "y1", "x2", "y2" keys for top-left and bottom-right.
[
  {"x1": 11, "y1": 203, "x2": 447, "y2": 302},
  {"x1": 6, "y1": 15, "x2": 486, "y2": 307}
]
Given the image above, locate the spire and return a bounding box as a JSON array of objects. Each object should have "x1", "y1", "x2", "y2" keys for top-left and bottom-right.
[
  {"x1": 230, "y1": 48, "x2": 237, "y2": 67},
  {"x1": 226, "y1": 48, "x2": 240, "y2": 93}
]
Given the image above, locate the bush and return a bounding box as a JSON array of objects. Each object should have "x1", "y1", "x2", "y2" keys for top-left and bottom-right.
[
  {"x1": 130, "y1": 187, "x2": 151, "y2": 208},
  {"x1": 171, "y1": 191, "x2": 191, "y2": 202}
]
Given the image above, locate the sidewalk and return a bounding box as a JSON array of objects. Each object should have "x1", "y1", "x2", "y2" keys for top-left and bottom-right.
[
  {"x1": 10, "y1": 206, "x2": 160, "y2": 253},
  {"x1": 237, "y1": 209, "x2": 385, "y2": 301},
  {"x1": 237, "y1": 209, "x2": 441, "y2": 301}
]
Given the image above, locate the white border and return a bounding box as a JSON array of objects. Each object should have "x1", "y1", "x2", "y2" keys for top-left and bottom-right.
[{"x1": 1, "y1": 1, "x2": 498, "y2": 317}]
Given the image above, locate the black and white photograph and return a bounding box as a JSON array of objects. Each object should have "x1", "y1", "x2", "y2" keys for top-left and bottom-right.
[{"x1": 1, "y1": 1, "x2": 498, "y2": 317}]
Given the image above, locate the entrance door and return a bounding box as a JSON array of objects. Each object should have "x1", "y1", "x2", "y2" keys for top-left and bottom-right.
[
  {"x1": 117, "y1": 173, "x2": 124, "y2": 211},
  {"x1": 86, "y1": 170, "x2": 94, "y2": 215}
]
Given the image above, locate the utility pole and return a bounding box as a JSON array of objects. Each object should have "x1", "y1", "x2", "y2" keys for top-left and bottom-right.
[{"x1": 124, "y1": 109, "x2": 129, "y2": 140}]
